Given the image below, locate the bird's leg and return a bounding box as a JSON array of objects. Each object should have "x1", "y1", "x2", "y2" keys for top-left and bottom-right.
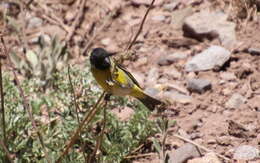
[{"x1": 104, "y1": 93, "x2": 111, "y2": 101}]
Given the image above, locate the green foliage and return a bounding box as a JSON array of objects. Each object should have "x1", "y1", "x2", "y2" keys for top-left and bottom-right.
[
  {"x1": 9, "y1": 36, "x2": 69, "y2": 88},
  {"x1": 1, "y1": 65, "x2": 158, "y2": 162}
]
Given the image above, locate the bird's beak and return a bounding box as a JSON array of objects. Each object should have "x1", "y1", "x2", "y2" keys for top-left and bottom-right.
[{"x1": 105, "y1": 52, "x2": 116, "y2": 58}]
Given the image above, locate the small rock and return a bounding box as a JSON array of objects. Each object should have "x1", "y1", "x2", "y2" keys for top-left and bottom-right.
[
  {"x1": 247, "y1": 47, "x2": 260, "y2": 55},
  {"x1": 207, "y1": 139, "x2": 217, "y2": 144},
  {"x1": 169, "y1": 143, "x2": 201, "y2": 163},
  {"x1": 164, "y1": 68, "x2": 182, "y2": 79},
  {"x1": 220, "y1": 72, "x2": 236, "y2": 81},
  {"x1": 234, "y1": 145, "x2": 259, "y2": 160},
  {"x1": 101, "y1": 38, "x2": 111, "y2": 46},
  {"x1": 188, "y1": 152, "x2": 221, "y2": 163},
  {"x1": 136, "y1": 57, "x2": 148, "y2": 66},
  {"x1": 216, "y1": 136, "x2": 231, "y2": 146},
  {"x1": 187, "y1": 78, "x2": 212, "y2": 93},
  {"x1": 27, "y1": 17, "x2": 43, "y2": 28},
  {"x1": 163, "y1": 1, "x2": 180, "y2": 11},
  {"x1": 225, "y1": 93, "x2": 246, "y2": 109},
  {"x1": 151, "y1": 15, "x2": 165, "y2": 22},
  {"x1": 163, "y1": 91, "x2": 193, "y2": 104},
  {"x1": 65, "y1": 10, "x2": 75, "y2": 22},
  {"x1": 185, "y1": 45, "x2": 231, "y2": 72},
  {"x1": 158, "y1": 52, "x2": 188, "y2": 66}
]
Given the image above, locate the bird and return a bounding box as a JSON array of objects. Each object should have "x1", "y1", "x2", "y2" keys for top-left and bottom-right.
[{"x1": 89, "y1": 47, "x2": 163, "y2": 111}]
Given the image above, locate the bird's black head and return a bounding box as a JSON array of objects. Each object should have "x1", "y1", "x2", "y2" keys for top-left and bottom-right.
[{"x1": 90, "y1": 48, "x2": 113, "y2": 70}]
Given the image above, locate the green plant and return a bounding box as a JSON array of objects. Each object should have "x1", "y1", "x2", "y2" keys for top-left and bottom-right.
[
  {"x1": 10, "y1": 36, "x2": 69, "y2": 88},
  {"x1": 153, "y1": 117, "x2": 176, "y2": 163},
  {"x1": 1, "y1": 66, "x2": 159, "y2": 162}
]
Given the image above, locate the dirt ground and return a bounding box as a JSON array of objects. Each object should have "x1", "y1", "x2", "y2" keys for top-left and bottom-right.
[{"x1": 1, "y1": 0, "x2": 260, "y2": 162}]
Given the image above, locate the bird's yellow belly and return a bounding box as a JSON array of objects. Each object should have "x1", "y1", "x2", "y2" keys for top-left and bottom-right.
[{"x1": 91, "y1": 67, "x2": 132, "y2": 96}]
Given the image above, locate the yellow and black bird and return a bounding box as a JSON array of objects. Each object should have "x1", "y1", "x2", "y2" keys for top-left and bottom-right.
[{"x1": 90, "y1": 48, "x2": 163, "y2": 110}]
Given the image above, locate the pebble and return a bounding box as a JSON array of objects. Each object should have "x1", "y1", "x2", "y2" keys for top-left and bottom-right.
[
  {"x1": 233, "y1": 145, "x2": 259, "y2": 160},
  {"x1": 27, "y1": 16, "x2": 43, "y2": 29},
  {"x1": 169, "y1": 143, "x2": 201, "y2": 163},
  {"x1": 158, "y1": 52, "x2": 188, "y2": 66},
  {"x1": 220, "y1": 72, "x2": 236, "y2": 81},
  {"x1": 151, "y1": 15, "x2": 166, "y2": 22},
  {"x1": 225, "y1": 93, "x2": 246, "y2": 109},
  {"x1": 185, "y1": 45, "x2": 231, "y2": 72},
  {"x1": 187, "y1": 78, "x2": 212, "y2": 93},
  {"x1": 101, "y1": 38, "x2": 111, "y2": 46},
  {"x1": 135, "y1": 57, "x2": 148, "y2": 66},
  {"x1": 247, "y1": 47, "x2": 260, "y2": 55},
  {"x1": 163, "y1": 91, "x2": 193, "y2": 104},
  {"x1": 163, "y1": 1, "x2": 180, "y2": 11}
]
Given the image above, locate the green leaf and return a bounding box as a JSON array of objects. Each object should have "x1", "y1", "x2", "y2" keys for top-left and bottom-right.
[{"x1": 26, "y1": 50, "x2": 38, "y2": 68}]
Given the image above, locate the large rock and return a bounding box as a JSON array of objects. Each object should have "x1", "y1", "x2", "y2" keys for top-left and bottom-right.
[
  {"x1": 233, "y1": 145, "x2": 259, "y2": 160},
  {"x1": 169, "y1": 143, "x2": 201, "y2": 163},
  {"x1": 185, "y1": 45, "x2": 231, "y2": 72},
  {"x1": 183, "y1": 10, "x2": 236, "y2": 48}
]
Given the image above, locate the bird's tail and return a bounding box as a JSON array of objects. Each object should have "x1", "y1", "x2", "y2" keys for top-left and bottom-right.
[{"x1": 137, "y1": 93, "x2": 163, "y2": 111}]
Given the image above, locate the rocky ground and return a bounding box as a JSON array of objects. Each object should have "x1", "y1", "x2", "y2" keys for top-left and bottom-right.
[{"x1": 1, "y1": 0, "x2": 260, "y2": 162}]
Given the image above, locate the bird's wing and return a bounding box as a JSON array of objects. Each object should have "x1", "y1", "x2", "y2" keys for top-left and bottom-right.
[{"x1": 116, "y1": 63, "x2": 141, "y2": 88}]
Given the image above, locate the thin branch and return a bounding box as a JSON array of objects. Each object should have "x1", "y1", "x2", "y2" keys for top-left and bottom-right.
[
  {"x1": 173, "y1": 134, "x2": 231, "y2": 161},
  {"x1": 88, "y1": 101, "x2": 108, "y2": 163},
  {"x1": 126, "y1": 0, "x2": 155, "y2": 51},
  {"x1": 68, "y1": 65, "x2": 80, "y2": 123},
  {"x1": 0, "y1": 34, "x2": 7, "y2": 159},
  {"x1": 1, "y1": 36, "x2": 51, "y2": 163},
  {"x1": 56, "y1": 91, "x2": 106, "y2": 163},
  {"x1": 67, "y1": 65, "x2": 87, "y2": 160}
]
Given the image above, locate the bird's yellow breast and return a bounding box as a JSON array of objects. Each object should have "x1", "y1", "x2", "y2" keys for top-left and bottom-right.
[{"x1": 90, "y1": 66, "x2": 135, "y2": 96}]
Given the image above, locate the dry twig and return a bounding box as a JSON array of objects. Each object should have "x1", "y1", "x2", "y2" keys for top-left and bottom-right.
[
  {"x1": 56, "y1": 92, "x2": 106, "y2": 163},
  {"x1": 0, "y1": 33, "x2": 7, "y2": 162},
  {"x1": 126, "y1": 0, "x2": 155, "y2": 51},
  {"x1": 88, "y1": 101, "x2": 108, "y2": 163}
]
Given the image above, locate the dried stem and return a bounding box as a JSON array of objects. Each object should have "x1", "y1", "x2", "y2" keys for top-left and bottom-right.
[
  {"x1": 0, "y1": 35, "x2": 7, "y2": 160},
  {"x1": 88, "y1": 101, "x2": 108, "y2": 163},
  {"x1": 56, "y1": 91, "x2": 106, "y2": 163},
  {"x1": 126, "y1": 0, "x2": 155, "y2": 51},
  {"x1": 67, "y1": 65, "x2": 87, "y2": 160}
]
